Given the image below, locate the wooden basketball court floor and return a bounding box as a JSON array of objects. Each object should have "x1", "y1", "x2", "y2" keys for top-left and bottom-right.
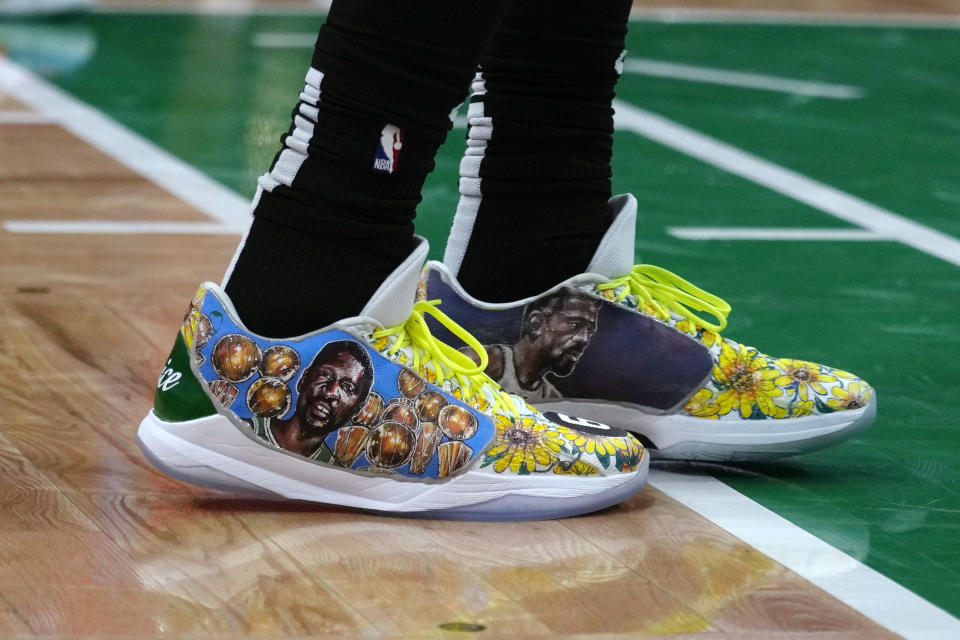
[{"x1": 1, "y1": 1, "x2": 959, "y2": 638}]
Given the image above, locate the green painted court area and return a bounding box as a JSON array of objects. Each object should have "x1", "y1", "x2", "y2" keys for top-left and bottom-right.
[{"x1": 4, "y1": 11, "x2": 959, "y2": 618}]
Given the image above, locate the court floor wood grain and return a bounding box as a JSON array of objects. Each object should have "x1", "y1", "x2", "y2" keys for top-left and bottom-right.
[{"x1": 0, "y1": 70, "x2": 903, "y2": 640}]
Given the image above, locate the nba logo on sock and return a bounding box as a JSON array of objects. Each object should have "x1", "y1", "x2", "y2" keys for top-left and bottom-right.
[{"x1": 374, "y1": 124, "x2": 403, "y2": 174}]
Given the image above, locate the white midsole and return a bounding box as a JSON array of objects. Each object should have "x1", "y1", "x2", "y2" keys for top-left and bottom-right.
[
  {"x1": 537, "y1": 399, "x2": 876, "y2": 452},
  {"x1": 138, "y1": 412, "x2": 642, "y2": 512}
]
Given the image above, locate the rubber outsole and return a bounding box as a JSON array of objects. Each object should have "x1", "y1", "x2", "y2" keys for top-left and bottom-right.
[{"x1": 137, "y1": 411, "x2": 649, "y2": 521}]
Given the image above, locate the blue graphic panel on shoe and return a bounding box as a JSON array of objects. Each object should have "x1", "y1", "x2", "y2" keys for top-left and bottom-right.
[
  {"x1": 424, "y1": 271, "x2": 713, "y2": 411},
  {"x1": 189, "y1": 286, "x2": 493, "y2": 479}
]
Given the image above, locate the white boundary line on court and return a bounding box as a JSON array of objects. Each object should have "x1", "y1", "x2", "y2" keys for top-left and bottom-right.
[
  {"x1": 0, "y1": 110, "x2": 54, "y2": 124},
  {"x1": 628, "y1": 8, "x2": 960, "y2": 28},
  {"x1": 667, "y1": 227, "x2": 889, "y2": 241},
  {"x1": 623, "y1": 58, "x2": 864, "y2": 99},
  {"x1": 3, "y1": 220, "x2": 241, "y2": 235},
  {"x1": 252, "y1": 31, "x2": 316, "y2": 48},
  {"x1": 2, "y1": 20, "x2": 959, "y2": 640},
  {"x1": 613, "y1": 100, "x2": 960, "y2": 269},
  {"x1": 650, "y1": 469, "x2": 960, "y2": 640},
  {"x1": 252, "y1": 35, "x2": 864, "y2": 101},
  {"x1": 0, "y1": 58, "x2": 249, "y2": 231}
]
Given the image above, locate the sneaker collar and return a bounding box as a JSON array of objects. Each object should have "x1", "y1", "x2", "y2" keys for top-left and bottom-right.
[
  {"x1": 360, "y1": 237, "x2": 429, "y2": 328},
  {"x1": 585, "y1": 193, "x2": 637, "y2": 280}
]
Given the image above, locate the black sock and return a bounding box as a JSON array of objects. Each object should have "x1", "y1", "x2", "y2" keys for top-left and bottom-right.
[
  {"x1": 225, "y1": 0, "x2": 513, "y2": 337},
  {"x1": 449, "y1": 0, "x2": 632, "y2": 302}
]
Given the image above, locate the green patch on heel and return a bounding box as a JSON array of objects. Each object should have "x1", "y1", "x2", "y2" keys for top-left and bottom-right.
[{"x1": 154, "y1": 333, "x2": 216, "y2": 422}]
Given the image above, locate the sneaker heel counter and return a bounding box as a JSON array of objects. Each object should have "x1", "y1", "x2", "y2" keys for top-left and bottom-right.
[{"x1": 154, "y1": 332, "x2": 216, "y2": 422}]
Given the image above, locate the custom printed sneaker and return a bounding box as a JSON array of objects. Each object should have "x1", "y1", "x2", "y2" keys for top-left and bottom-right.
[
  {"x1": 138, "y1": 239, "x2": 648, "y2": 520},
  {"x1": 424, "y1": 195, "x2": 877, "y2": 462}
]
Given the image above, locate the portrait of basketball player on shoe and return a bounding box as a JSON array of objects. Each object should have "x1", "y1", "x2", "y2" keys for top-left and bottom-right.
[
  {"x1": 464, "y1": 289, "x2": 602, "y2": 402},
  {"x1": 250, "y1": 340, "x2": 374, "y2": 460}
]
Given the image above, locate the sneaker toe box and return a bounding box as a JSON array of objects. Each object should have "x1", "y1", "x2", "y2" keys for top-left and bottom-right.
[{"x1": 683, "y1": 346, "x2": 875, "y2": 421}]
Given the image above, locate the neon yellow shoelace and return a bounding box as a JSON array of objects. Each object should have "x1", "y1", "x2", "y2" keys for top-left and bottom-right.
[
  {"x1": 596, "y1": 264, "x2": 732, "y2": 333},
  {"x1": 370, "y1": 300, "x2": 520, "y2": 419}
]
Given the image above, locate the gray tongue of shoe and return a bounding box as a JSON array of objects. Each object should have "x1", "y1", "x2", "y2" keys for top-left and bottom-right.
[
  {"x1": 585, "y1": 194, "x2": 638, "y2": 279},
  {"x1": 359, "y1": 237, "x2": 429, "y2": 328}
]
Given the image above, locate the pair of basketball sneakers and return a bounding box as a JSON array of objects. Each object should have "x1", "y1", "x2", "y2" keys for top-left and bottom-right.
[{"x1": 138, "y1": 195, "x2": 876, "y2": 520}]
